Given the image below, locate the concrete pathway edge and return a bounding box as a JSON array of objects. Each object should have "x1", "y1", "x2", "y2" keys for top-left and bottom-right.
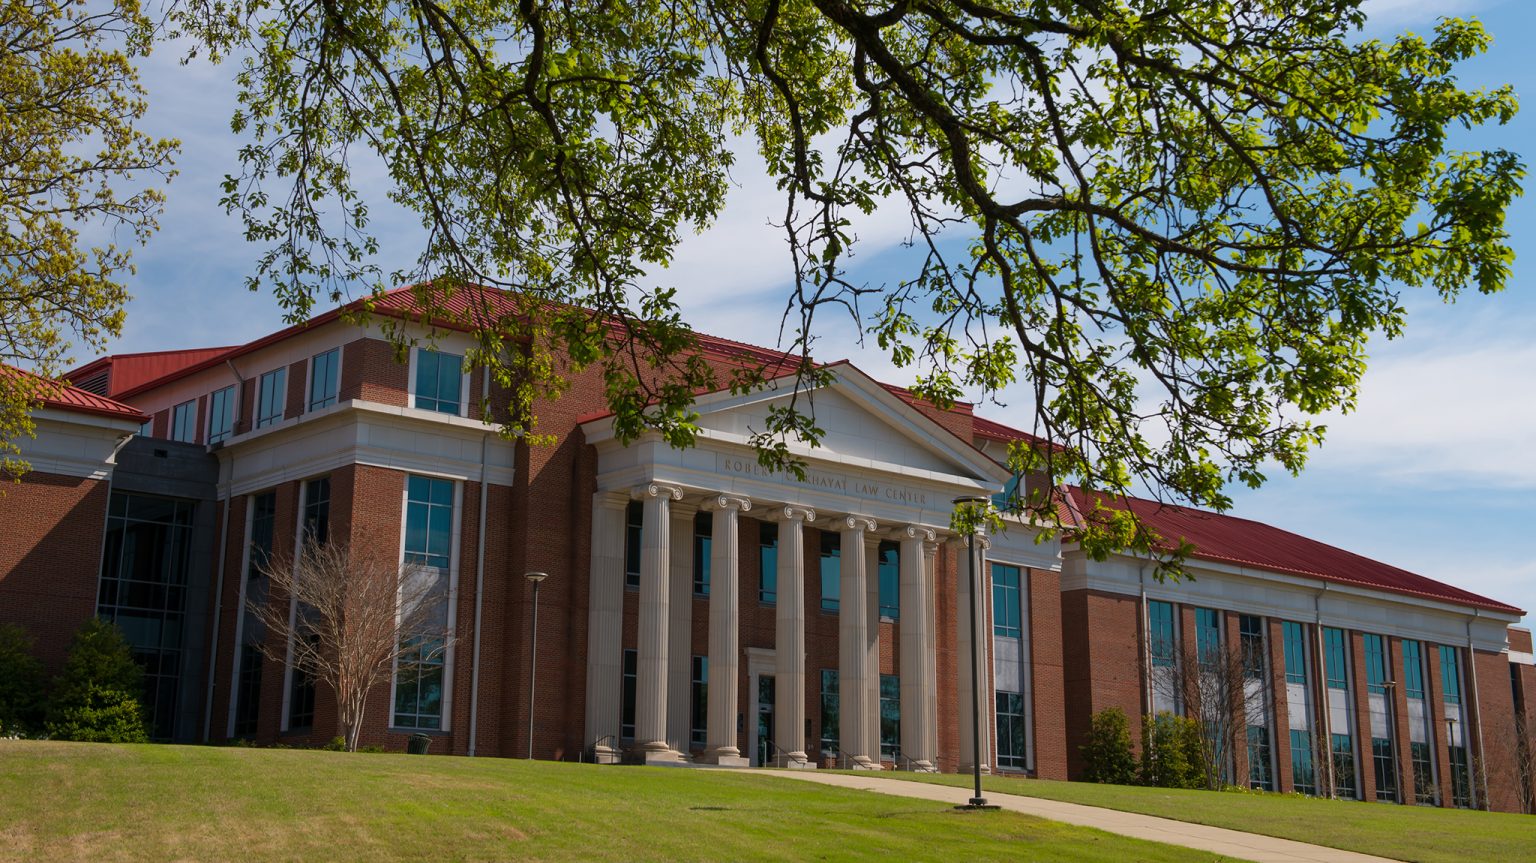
[{"x1": 745, "y1": 770, "x2": 1403, "y2": 863}]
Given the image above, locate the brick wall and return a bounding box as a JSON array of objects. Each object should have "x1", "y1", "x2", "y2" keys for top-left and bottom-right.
[
  {"x1": 1060, "y1": 588, "x2": 1143, "y2": 779},
  {"x1": 1473, "y1": 647, "x2": 1523, "y2": 812},
  {"x1": 340, "y1": 338, "x2": 408, "y2": 406},
  {"x1": 1028, "y1": 567, "x2": 1067, "y2": 779},
  {"x1": 0, "y1": 471, "x2": 110, "y2": 671}
]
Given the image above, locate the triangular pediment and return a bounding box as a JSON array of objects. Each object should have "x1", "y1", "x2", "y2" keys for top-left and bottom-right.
[{"x1": 687, "y1": 363, "x2": 1010, "y2": 486}]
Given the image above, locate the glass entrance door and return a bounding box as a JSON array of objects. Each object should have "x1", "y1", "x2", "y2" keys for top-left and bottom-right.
[{"x1": 756, "y1": 674, "x2": 775, "y2": 766}]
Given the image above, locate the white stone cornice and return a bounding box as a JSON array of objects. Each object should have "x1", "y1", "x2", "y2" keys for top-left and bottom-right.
[
  {"x1": 843, "y1": 515, "x2": 878, "y2": 533},
  {"x1": 702, "y1": 493, "x2": 752, "y2": 513},
  {"x1": 771, "y1": 504, "x2": 816, "y2": 523},
  {"x1": 634, "y1": 482, "x2": 684, "y2": 501}
]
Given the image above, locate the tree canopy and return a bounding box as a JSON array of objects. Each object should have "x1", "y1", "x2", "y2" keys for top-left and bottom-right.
[
  {"x1": 163, "y1": 0, "x2": 1521, "y2": 566},
  {"x1": 1, "y1": 0, "x2": 178, "y2": 478}
]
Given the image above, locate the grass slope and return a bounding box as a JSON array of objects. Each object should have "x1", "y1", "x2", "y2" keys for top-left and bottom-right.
[
  {"x1": 853, "y1": 771, "x2": 1536, "y2": 863},
  {"x1": 0, "y1": 741, "x2": 1239, "y2": 863}
]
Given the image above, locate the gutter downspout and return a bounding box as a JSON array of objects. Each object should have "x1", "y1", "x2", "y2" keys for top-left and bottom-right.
[
  {"x1": 1467, "y1": 612, "x2": 1489, "y2": 810},
  {"x1": 1315, "y1": 585, "x2": 1335, "y2": 797},
  {"x1": 468, "y1": 366, "x2": 491, "y2": 757},
  {"x1": 201, "y1": 358, "x2": 245, "y2": 743}
]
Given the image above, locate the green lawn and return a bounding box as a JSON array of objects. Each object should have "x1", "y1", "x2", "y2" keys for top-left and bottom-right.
[
  {"x1": 841, "y1": 770, "x2": 1536, "y2": 863},
  {"x1": 0, "y1": 741, "x2": 1237, "y2": 863}
]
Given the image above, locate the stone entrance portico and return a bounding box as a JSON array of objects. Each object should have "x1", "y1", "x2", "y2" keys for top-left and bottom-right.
[{"x1": 579, "y1": 365, "x2": 1013, "y2": 768}]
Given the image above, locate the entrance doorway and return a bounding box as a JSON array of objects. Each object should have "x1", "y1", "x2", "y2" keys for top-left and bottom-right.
[{"x1": 755, "y1": 674, "x2": 775, "y2": 767}]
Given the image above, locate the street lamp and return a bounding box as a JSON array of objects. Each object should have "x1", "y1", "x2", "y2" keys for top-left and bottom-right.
[
  {"x1": 525, "y1": 571, "x2": 548, "y2": 760},
  {"x1": 953, "y1": 495, "x2": 992, "y2": 809}
]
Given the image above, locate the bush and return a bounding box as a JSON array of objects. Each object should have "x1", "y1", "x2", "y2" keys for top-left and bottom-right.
[
  {"x1": 46, "y1": 618, "x2": 148, "y2": 743},
  {"x1": 45, "y1": 685, "x2": 149, "y2": 743},
  {"x1": 1139, "y1": 711, "x2": 1203, "y2": 789},
  {"x1": 1081, "y1": 707, "x2": 1137, "y2": 784},
  {"x1": 0, "y1": 624, "x2": 46, "y2": 735}
]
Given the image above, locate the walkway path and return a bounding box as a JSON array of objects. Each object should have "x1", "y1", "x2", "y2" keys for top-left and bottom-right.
[{"x1": 748, "y1": 771, "x2": 1402, "y2": 863}]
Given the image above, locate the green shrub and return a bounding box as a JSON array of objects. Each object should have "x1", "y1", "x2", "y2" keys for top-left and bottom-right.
[
  {"x1": 323, "y1": 736, "x2": 348, "y2": 751},
  {"x1": 46, "y1": 618, "x2": 148, "y2": 742},
  {"x1": 0, "y1": 624, "x2": 46, "y2": 735},
  {"x1": 1081, "y1": 707, "x2": 1137, "y2": 784},
  {"x1": 1139, "y1": 711, "x2": 1203, "y2": 789},
  {"x1": 45, "y1": 685, "x2": 149, "y2": 743}
]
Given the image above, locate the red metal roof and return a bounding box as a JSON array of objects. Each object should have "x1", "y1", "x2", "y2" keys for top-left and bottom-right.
[
  {"x1": 5, "y1": 365, "x2": 148, "y2": 423},
  {"x1": 972, "y1": 414, "x2": 1051, "y2": 447},
  {"x1": 1069, "y1": 488, "x2": 1523, "y2": 615},
  {"x1": 68, "y1": 347, "x2": 236, "y2": 397}
]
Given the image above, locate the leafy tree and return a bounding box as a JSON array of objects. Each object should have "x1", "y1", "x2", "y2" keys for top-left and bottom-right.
[
  {"x1": 1081, "y1": 707, "x2": 1137, "y2": 785},
  {"x1": 1139, "y1": 710, "x2": 1202, "y2": 789},
  {"x1": 1, "y1": 0, "x2": 178, "y2": 479},
  {"x1": 169, "y1": 0, "x2": 1521, "y2": 557},
  {"x1": 46, "y1": 617, "x2": 150, "y2": 742},
  {"x1": 0, "y1": 624, "x2": 47, "y2": 735}
]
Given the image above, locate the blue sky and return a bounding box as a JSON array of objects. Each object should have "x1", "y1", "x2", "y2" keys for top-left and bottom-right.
[{"x1": 98, "y1": 1, "x2": 1534, "y2": 624}]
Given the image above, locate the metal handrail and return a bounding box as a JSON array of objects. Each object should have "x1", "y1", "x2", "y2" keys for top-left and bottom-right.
[{"x1": 586, "y1": 733, "x2": 618, "y2": 763}]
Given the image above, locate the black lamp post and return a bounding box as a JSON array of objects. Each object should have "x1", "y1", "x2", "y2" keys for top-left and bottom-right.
[
  {"x1": 525, "y1": 571, "x2": 548, "y2": 759},
  {"x1": 953, "y1": 495, "x2": 991, "y2": 809}
]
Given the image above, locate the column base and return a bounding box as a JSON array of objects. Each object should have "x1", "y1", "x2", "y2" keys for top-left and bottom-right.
[
  {"x1": 850, "y1": 756, "x2": 882, "y2": 771},
  {"x1": 907, "y1": 760, "x2": 936, "y2": 773},
  {"x1": 590, "y1": 744, "x2": 622, "y2": 765},
  {"x1": 635, "y1": 747, "x2": 690, "y2": 766},
  {"x1": 959, "y1": 763, "x2": 993, "y2": 775},
  {"x1": 700, "y1": 749, "x2": 750, "y2": 767},
  {"x1": 777, "y1": 753, "x2": 817, "y2": 770}
]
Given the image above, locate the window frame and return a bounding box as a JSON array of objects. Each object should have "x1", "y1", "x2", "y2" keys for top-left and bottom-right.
[
  {"x1": 389, "y1": 474, "x2": 459, "y2": 732},
  {"x1": 759, "y1": 522, "x2": 777, "y2": 605},
  {"x1": 255, "y1": 367, "x2": 287, "y2": 429},
  {"x1": 819, "y1": 532, "x2": 840, "y2": 613},
  {"x1": 992, "y1": 563, "x2": 1022, "y2": 639},
  {"x1": 207, "y1": 385, "x2": 236, "y2": 443},
  {"x1": 170, "y1": 399, "x2": 197, "y2": 443},
  {"x1": 307, "y1": 347, "x2": 341, "y2": 411},
  {"x1": 410, "y1": 347, "x2": 467, "y2": 416}
]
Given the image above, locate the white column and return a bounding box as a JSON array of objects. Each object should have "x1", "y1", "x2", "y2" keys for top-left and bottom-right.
[
  {"x1": 923, "y1": 540, "x2": 940, "y2": 766},
  {"x1": 900, "y1": 526, "x2": 936, "y2": 771},
  {"x1": 865, "y1": 533, "x2": 882, "y2": 766},
  {"x1": 583, "y1": 491, "x2": 629, "y2": 763},
  {"x1": 635, "y1": 483, "x2": 684, "y2": 761},
  {"x1": 840, "y1": 515, "x2": 877, "y2": 769},
  {"x1": 956, "y1": 534, "x2": 992, "y2": 774},
  {"x1": 666, "y1": 502, "x2": 697, "y2": 752},
  {"x1": 704, "y1": 494, "x2": 751, "y2": 765},
  {"x1": 774, "y1": 505, "x2": 816, "y2": 768}
]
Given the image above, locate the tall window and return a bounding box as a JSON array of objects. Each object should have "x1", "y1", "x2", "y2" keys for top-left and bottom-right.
[
  {"x1": 97, "y1": 493, "x2": 196, "y2": 740},
  {"x1": 1331, "y1": 733, "x2": 1358, "y2": 799},
  {"x1": 1290, "y1": 729, "x2": 1316, "y2": 795},
  {"x1": 1282, "y1": 621, "x2": 1308, "y2": 684},
  {"x1": 877, "y1": 542, "x2": 899, "y2": 619},
  {"x1": 1323, "y1": 627, "x2": 1349, "y2": 689},
  {"x1": 1449, "y1": 744, "x2": 1472, "y2": 807},
  {"x1": 1195, "y1": 607, "x2": 1220, "y2": 668},
  {"x1": 992, "y1": 563, "x2": 1021, "y2": 639},
  {"x1": 621, "y1": 649, "x2": 638, "y2": 740},
  {"x1": 819, "y1": 669, "x2": 838, "y2": 755},
  {"x1": 288, "y1": 634, "x2": 318, "y2": 730},
  {"x1": 879, "y1": 674, "x2": 899, "y2": 759},
  {"x1": 256, "y1": 368, "x2": 286, "y2": 429},
  {"x1": 1363, "y1": 633, "x2": 1389, "y2": 695},
  {"x1": 1402, "y1": 639, "x2": 1426, "y2": 701},
  {"x1": 1372, "y1": 737, "x2": 1397, "y2": 802},
  {"x1": 302, "y1": 477, "x2": 330, "y2": 545},
  {"x1": 207, "y1": 385, "x2": 235, "y2": 443},
  {"x1": 171, "y1": 399, "x2": 197, "y2": 443},
  {"x1": 692, "y1": 512, "x2": 712, "y2": 596},
  {"x1": 1239, "y1": 614, "x2": 1264, "y2": 680},
  {"x1": 691, "y1": 656, "x2": 708, "y2": 749},
  {"x1": 759, "y1": 523, "x2": 777, "y2": 604},
  {"x1": 1247, "y1": 726, "x2": 1274, "y2": 790},
  {"x1": 1440, "y1": 645, "x2": 1462, "y2": 705},
  {"x1": 997, "y1": 691, "x2": 1027, "y2": 770},
  {"x1": 234, "y1": 491, "x2": 276, "y2": 734},
  {"x1": 624, "y1": 501, "x2": 642, "y2": 589},
  {"x1": 1148, "y1": 600, "x2": 1175, "y2": 666},
  {"x1": 1411, "y1": 742, "x2": 1436, "y2": 804},
  {"x1": 413, "y1": 349, "x2": 463, "y2": 414},
  {"x1": 308, "y1": 347, "x2": 339, "y2": 410},
  {"x1": 394, "y1": 475, "x2": 454, "y2": 730},
  {"x1": 233, "y1": 648, "x2": 262, "y2": 737},
  {"x1": 819, "y1": 533, "x2": 840, "y2": 612},
  {"x1": 249, "y1": 492, "x2": 277, "y2": 576}
]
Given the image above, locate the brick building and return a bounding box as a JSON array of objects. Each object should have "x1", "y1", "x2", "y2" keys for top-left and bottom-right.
[{"x1": 2, "y1": 284, "x2": 1531, "y2": 813}]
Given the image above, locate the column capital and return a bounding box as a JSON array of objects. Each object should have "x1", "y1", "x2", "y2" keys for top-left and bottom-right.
[
  {"x1": 595, "y1": 490, "x2": 631, "y2": 511},
  {"x1": 842, "y1": 515, "x2": 878, "y2": 533},
  {"x1": 902, "y1": 525, "x2": 937, "y2": 543},
  {"x1": 634, "y1": 482, "x2": 684, "y2": 502},
  {"x1": 702, "y1": 494, "x2": 752, "y2": 513},
  {"x1": 769, "y1": 504, "x2": 817, "y2": 523}
]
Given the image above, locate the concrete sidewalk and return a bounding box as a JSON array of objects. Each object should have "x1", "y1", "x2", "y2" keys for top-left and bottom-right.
[{"x1": 748, "y1": 771, "x2": 1402, "y2": 863}]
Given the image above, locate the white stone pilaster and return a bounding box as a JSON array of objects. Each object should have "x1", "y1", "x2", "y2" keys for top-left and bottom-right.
[
  {"x1": 583, "y1": 491, "x2": 629, "y2": 762},
  {"x1": 774, "y1": 505, "x2": 816, "y2": 768},
  {"x1": 635, "y1": 483, "x2": 684, "y2": 761},
  {"x1": 865, "y1": 533, "x2": 882, "y2": 766},
  {"x1": 704, "y1": 494, "x2": 751, "y2": 766},
  {"x1": 840, "y1": 515, "x2": 877, "y2": 768},
  {"x1": 900, "y1": 526, "x2": 936, "y2": 770},
  {"x1": 666, "y1": 502, "x2": 698, "y2": 752},
  {"x1": 957, "y1": 533, "x2": 993, "y2": 774}
]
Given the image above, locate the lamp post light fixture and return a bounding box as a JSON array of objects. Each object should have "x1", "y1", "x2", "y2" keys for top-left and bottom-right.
[
  {"x1": 525, "y1": 571, "x2": 548, "y2": 760},
  {"x1": 952, "y1": 495, "x2": 994, "y2": 810}
]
